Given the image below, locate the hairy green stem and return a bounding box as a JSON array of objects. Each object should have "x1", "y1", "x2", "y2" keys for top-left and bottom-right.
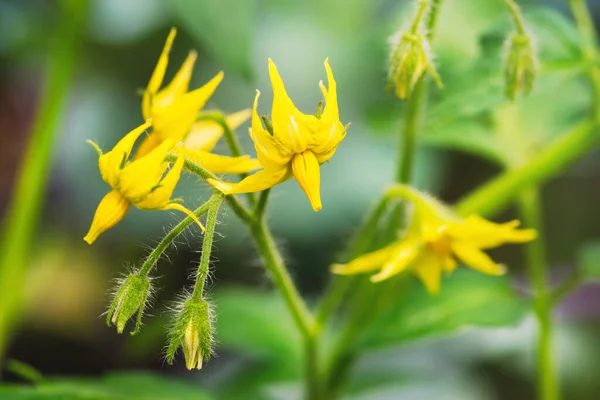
[
  {"x1": 138, "y1": 194, "x2": 221, "y2": 277},
  {"x1": 503, "y1": 0, "x2": 528, "y2": 34},
  {"x1": 0, "y1": 1, "x2": 85, "y2": 360},
  {"x1": 253, "y1": 189, "x2": 271, "y2": 221},
  {"x1": 191, "y1": 193, "x2": 222, "y2": 300},
  {"x1": 518, "y1": 189, "x2": 558, "y2": 400},
  {"x1": 455, "y1": 120, "x2": 596, "y2": 217}
]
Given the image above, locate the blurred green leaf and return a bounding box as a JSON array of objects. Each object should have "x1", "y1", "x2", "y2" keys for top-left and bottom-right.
[
  {"x1": 170, "y1": 0, "x2": 257, "y2": 79},
  {"x1": 359, "y1": 270, "x2": 529, "y2": 349},
  {"x1": 0, "y1": 372, "x2": 212, "y2": 400},
  {"x1": 213, "y1": 287, "x2": 302, "y2": 362},
  {"x1": 578, "y1": 241, "x2": 600, "y2": 279}
]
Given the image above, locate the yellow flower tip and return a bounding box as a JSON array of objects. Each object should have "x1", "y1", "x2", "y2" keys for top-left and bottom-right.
[
  {"x1": 291, "y1": 151, "x2": 322, "y2": 212},
  {"x1": 206, "y1": 178, "x2": 234, "y2": 195},
  {"x1": 166, "y1": 27, "x2": 177, "y2": 50},
  {"x1": 330, "y1": 264, "x2": 349, "y2": 275},
  {"x1": 163, "y1": 202, "x2": 206, "y2": 233},
  {"x1": 84, "y1": 190, "x2": 131, "y2": 245}
]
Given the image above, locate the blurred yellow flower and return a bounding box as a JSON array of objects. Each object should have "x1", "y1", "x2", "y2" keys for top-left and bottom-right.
[
  {"x1": 84, "y1": 120, "x2": 203, "y2": 245},
  {"x1": 208, "y1": 58, "x2": 348, "y2": 211},
  {"x1": 136, "y1": 27, "x2": 259, "y2": 174},
  {"x1": 332, "y1": 186, "x2": 536, "y2": 294}
]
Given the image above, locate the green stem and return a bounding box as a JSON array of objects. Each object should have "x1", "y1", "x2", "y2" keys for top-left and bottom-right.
[
  {"x1": 550, "y1": 272, "x2": 582, "y2": 306},
  {"x1": 253, "y1": 189, "x2": 271, "y2": 221},
  {"x1": 410, "y1": 0, "x2": 430, "y2": 33},
  {"x1": 191, "y1": 193, "x2": 222, "y2": 300},
  {"x1": 248, "y1": 219, "x2": 319, "y2": 399},
  {"x1": 518, "y1": 189, "x2": 559, "y2": 400},
  {"x1": 397, "y1": 78, "x2": 426, "y2": 183},
  {"x1": 455, "y1": 120, "x2": 596, "y2": 217},
  {"x1": 503, "y1": 0, "x2": 528, "y2": 34},
  {"x1": 168, "y1": 154, "x2": 254, "y2": 224},
  {"x1": 138, "y1": 194, "x2": 220, "y2": 277},
  {"x1": 0, "y1": 1, "x2": 85, "y2": 360}
]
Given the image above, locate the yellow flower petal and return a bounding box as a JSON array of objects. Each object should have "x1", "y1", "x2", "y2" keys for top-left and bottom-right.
[
  {"x1": 133, "y1": 143, "x2": 181, "y2": 209},
  {"x1": 250, "y1": 90, "x2": 291, "y2": 168},
  {"x1": 291, "y1": 150, "x2": 322, "y2": 211},
  {"x1": 134, "y1": 133, "x2": 162, "y2": 160},
  {"x1": 319, "y1": 58, "x2": 339, "y2": 122},
  {"x1": 268, "y1": 59, "x2": 310, "y2": 153},
  {"x1": 184, "y1": 149, "x2": 260, "y2": 174},
  {"x1": 152, "y1": 71, "x2": 224, "y2": 143},
  {"x1": 161, "y1": 202, "x2": 205, "y2": 234},
  {"x1": 451, "y1": 241, "x2": 506, "y2": 276},
  {"x1": 154, "y1": 50, "x2": 197, "y2": 109},
  {"x1": 207, "y1": 167, "x2": 289, "y2": 194},
  {"x1": 450, "y1": 215, "x2": 537, "y2": 249},
  {"x1": 142, "y1": 27, "x2": 176, "y2": 119},
  {"x1": 84, "y1": 190, "x2": 131, "y2": 244},
  {"x1": 98, "y1": 120, "x2": 152, "y2": 187},
  {"x1": 412, "y1": 252, "x2": 443, "y2": 295},
  {"x1": 185, "y1": 109, "x2": 251, "y2": 152},
  {"x1": 331, "y1": 244, "x2": 397, "y2": 275},
  {"x1": 370, "y1": 238, "x2": 420, "y2": 282},
  {"x1": 119, "y1": 139, "x2": 174, "y2": 201}
]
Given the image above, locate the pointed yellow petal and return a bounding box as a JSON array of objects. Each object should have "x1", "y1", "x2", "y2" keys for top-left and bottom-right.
[
  {"x1": 267, "y1": 59, "x2": 312, "y2": 153},
  {"x1": 207, "y1": 167, "x2": 289, "y2": 194},
  {"x1": 184, "y1": 149, "x2": 260, "y2": 174},
  {"x1": 185, "y1": 109, "x2": 251, "y2": 152},
  {"x1": 142, "y1": 27, "x2": 176, "y2": 119},
  {"x1": 132, "y1": 142, "x2": 181, "y2": 209},
  {"x1": 449, "y1": 215, "x2": 537, "y2": 249},
  {"x1": 98, "y1": 120, "x2": 152, "y2": 187},
  {"x1": 371, "y1": 238, "x2": 420, "y2": 282},
  {"x1": 162, "y1": 202, "x2": 205, "y2": 233},
  {"x1": 84, "y1": 190, "x2": 131, "y2": 244},
  {"x1": 451, "y1": 241, "x2": 506, "y2": 276},
  {"x1": 291, "y1": 150, "x2": 322, "y2": 211},
  {"x1": 320, "y1": 58, "x2": 339, "y2": 122},
  {"x1": 119, "y1": 139, "x2": 174, "y2": 201},
  {"x1": 154, "y1": 50, "x2": 197, "y2": 109},
  {"x1": 152, "y1": 71, "x2": 224, "y2": 143},
  {"x1": 442, "y1": 255, "x2": 458, "y2": 273},
  {"x1": 331, "y1": 244, "x2": 397, "y2": 275},
  {"x1": 249, "y1": 90, "x2": 291, "y2": 168},
  {"x1": 413, "y1": 252, "x2": 443, "y2": 295}
]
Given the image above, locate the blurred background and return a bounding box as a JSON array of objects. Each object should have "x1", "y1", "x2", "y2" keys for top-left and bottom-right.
[{"x1": 2, "y1": 0, "x2": 600, "y2": 399}]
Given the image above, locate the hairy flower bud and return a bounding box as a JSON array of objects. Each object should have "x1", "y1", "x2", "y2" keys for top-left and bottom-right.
[
  {"x1": 106, "y1": 273, "x2": 151, "y2": 335},
  {"x1": 166, "y1": 297, "x2": 213, "y2": 370},
  {"x1": 504, "y1": 32, "x2": 538, "y2": 100},
  {"x1": 387, "y1": 32, "x2": 442, "y2": 99}
]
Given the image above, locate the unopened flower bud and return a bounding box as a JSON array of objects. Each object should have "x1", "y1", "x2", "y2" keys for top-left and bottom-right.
[
  {"x1": 106, "y1": 273, "x2": 151, "y2": 335},
  {"x1": 387, "y1": 32, "x2": 442, "y2": 99},
  {"x1": 166, "y1": 297, "x2": 213, "y2": 370},
  {"x1": 504, "y1": 32, "x2": 538, "y2": 100}
]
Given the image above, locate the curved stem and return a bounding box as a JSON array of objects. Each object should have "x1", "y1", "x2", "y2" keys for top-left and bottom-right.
[
  {"x1": 518, "y1": 189, "x2": 559, "y2": 400},
  {"x1": 138, "y1": 194, "x2": 220, "y2": 277},
  {"x1": 503, "y1": 0, "x2": 528, "y2": 34},
  {"x1": 455, "y1": 120, "x2": 595, "y2": 218}
]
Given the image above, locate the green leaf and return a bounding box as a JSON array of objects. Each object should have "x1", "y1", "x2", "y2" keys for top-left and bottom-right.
[
  {"x1": 0, "y1": 372, "x2": 212, "y2": 400},
  {"x1": 169, "y1": 0, "x2": 257, "y2": 79},
  {"x1": 359, "y1": 270, "x2": 529, "y2": 350},
  {"x1": 578, "y1": 241, "x2": 600, "y2": 279}
]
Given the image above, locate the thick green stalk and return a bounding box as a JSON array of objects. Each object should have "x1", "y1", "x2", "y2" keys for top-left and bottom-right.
[
  {"x1": 0, "y1": 2, "x2": 85, "y2": 359},
  {"x1": 455, "y1": 120, "x2": 595, "y2": 217},
  {"x1": 191, "y1": 194, "x2": 222, "y2": 300},
  {"x1": 138, "y1": 195, "x2": 220, "y2": 277},
  {"x1": 518, "y1": 189, "x2": 558, "y2": 400}
]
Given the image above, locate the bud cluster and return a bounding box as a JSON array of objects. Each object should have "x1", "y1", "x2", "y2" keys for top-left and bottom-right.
[
  {"x1": 503, "y1": 32, "x2": 538, "y2": 100},
  {"x1": 106, "y1": 273, "x2": 151, "y2": 335}
]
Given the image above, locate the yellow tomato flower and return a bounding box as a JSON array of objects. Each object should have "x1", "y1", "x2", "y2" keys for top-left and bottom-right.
[
  {"x1": 208, "y1": 58, "x2": 348, "y2": 211},
  {"x1": 332, "y1": 186, "x2": 536, "y2": 294},
  {"x1": 136, "y1": 27, "x2": 258, "y2": 174},
  {"x1": 84, "y1": 120, "x2": 203, "y2": 245}
]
